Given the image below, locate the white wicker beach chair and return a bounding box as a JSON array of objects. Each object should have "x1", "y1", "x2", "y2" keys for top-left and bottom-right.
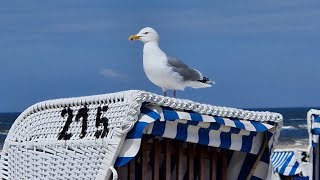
[
  {"x1": 271, "y1": 149, "x2": 309, "y2": 179},
  {"x1": 270, "y1": 110, "x2": 320, "y2": 180},
  {"x1": 307, "y1": 109, "x2": 320, "y2": 180},
  {"x1": 0, "y1": 90, "x2": 283, "y2": 180}
]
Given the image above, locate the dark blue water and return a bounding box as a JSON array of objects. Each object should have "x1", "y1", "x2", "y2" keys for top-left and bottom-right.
[
  {"x1": 0, "y1": 107, "x2": 317, "y2": 149},
  {"x1": 250, "y1": 107, "x2": 315, "y2": 145},
  {"x1": 0, "y1": 112, "x2": 20, "y2": 149}
]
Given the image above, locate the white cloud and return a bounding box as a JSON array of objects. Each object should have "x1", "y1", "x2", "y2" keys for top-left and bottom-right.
[{"x1": 100, "y1": 68, "x2": 124, "y2": 79}]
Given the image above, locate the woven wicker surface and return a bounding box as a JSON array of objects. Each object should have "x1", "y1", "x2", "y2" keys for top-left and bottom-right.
[{"x1": 0, "y1": 90, "x2": 283, "y2": 179}]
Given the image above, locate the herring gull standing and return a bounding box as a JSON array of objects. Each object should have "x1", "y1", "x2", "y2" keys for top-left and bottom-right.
[{"x1": 129, "y1": 27, "x2": 214, "y2": 97}]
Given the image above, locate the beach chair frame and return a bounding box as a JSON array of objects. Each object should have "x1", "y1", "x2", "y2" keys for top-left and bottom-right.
[{"x1": 0, "y1": 90, "x2": 283, "y2": 179}]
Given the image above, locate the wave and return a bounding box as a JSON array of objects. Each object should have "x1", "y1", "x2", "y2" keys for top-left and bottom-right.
[
  {"x1": 298, "y1": 125, "x2": 308, "y2": 129},
  {"x1": 294, "y1": 139, "x2": 309, "y2": 145},
  {"x1": 282, "y1": 126, "x2": 296, "y2": 130},
  {"x1": 0, "y1": 130, "x2": 9, "y2": 135},
  {"x1": 281, "y1": 125, "x2": 308, "y2": 130},
  {"x1": 284, "y1": 118, "x2": 306, "y2": 121},
  {"x1": 0, "y1": 122, "x2": 14, "y2": 125}
]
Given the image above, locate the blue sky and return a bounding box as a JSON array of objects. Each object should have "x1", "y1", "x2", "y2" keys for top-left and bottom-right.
[{"x1": 1, "y1": 0, "x2": 320, "y2": 112}]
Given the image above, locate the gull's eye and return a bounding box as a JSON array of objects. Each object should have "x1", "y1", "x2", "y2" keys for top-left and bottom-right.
[{"x1": 143, "y1": 32, "x2": 149, "y2": 34}]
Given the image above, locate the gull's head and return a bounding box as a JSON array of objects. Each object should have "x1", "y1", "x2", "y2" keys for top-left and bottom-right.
[{"x1": 129, "y1": 27, "x2": 159, "y2": 43}]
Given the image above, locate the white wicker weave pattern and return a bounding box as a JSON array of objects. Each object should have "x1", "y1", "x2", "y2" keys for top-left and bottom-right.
[
  {"x1": 139, "y1": 91, "x2": 283, "y2": 122},
  {"x1": 0, "y1": 90, "x2": 283, "y2": 180}
]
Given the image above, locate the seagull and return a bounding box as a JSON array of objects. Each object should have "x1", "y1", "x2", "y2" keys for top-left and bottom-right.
[{"x1": 129, "y1": 27, "x2": 214, "y2": 98}]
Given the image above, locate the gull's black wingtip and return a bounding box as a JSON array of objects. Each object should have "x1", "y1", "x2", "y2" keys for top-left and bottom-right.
[{"x1": 198, "y1": 77, "x2": 214, "y2": 84}]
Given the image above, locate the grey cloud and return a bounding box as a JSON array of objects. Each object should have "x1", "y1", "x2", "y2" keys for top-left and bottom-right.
[{"x1": 100, "y1": 68, "x2": 126, "y2": 79}]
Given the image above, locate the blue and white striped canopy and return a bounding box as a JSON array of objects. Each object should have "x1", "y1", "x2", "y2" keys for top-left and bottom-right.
[
  {"x1": 271, "y1": 151, "x2": 302, "y2": 176},
  {"x1": 310, "y1": 112, "x2": 320, "y2": 180},
  {"x1": 115, "y1": 104, "x2": 278, "y2": 179},
  {"x1": 311, "y1": 114, "x2": 320, "y2": 145},
  {"x1": 312, "y1": 115, "x2": 320, "y2": 135}
]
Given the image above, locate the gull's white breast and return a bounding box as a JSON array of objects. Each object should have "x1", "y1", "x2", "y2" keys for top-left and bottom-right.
[{"x1": 143, "y1": 42, "x2": 185, "y2": 90}]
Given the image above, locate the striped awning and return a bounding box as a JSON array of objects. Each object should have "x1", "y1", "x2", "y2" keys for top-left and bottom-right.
[
  {"x1": 312, "y1": 115, "x2": 320, "y2": 135},
  {"x1": 115, "y1": 104, "x2": 277, "y2": 179},
  {"x1": 271, "y1": 151, "x2": 302, "y2": 176},
  {"x1": 312, "y1": 115, "x2": 320, "y2": 145}
]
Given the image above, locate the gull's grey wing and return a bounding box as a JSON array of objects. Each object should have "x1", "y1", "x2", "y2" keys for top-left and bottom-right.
[{"x1": 167, "y1": 56, "x2": 201, "y2": 81}]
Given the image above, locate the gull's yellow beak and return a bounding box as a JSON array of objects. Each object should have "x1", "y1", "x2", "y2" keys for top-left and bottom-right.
[{"x1": 129, "y1": 34, "x2": 141, "y2": 41}]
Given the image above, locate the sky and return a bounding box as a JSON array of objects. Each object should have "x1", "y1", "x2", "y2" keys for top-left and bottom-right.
[{"x1": 1, "y1": 0, "x2": 320, "y2": 112}]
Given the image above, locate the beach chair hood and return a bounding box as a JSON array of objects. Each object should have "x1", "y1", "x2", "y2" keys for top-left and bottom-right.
[
  {"x1": 0, "y1": 90, "x2": 283, "y2": 180},
  {"x1": 271, "y1": 150, "x2": 305, "y2": 177},
  {"x1": 307, "y1": 109, "x2": 320, "y2": 180}
]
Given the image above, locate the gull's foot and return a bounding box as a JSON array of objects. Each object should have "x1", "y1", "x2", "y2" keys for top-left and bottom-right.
[{"x1": 163, "y1": 91, "x2": 167, "y2": 97}]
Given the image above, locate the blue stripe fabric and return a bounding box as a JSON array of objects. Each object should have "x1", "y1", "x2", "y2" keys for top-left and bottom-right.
[
  {"x1": 140, "y1": 106, "x2": 161, "y2": 120},
  {"x1": 157, "y1": 106, "x2": 273, "y2": 132},
  {"x1": 260, "y1": 147, "x2": 270, "y2": 164},
  {"x1": 237, "y1": 152, "x2": 257, "y2": 179},
  {"x1": 312, "y1": 115, "x2": 320, "y2": 139},
  {"x1": 240, "y1": 135, "x2": 253, "y2": 152},
  {"x1": 162, "y1": 107, "x2": 179, "y2": 120},
  {"x1": 176, "y1": 123, "x2": 188, "y2": 141},
  {"x1": 185, "y1": 110, "x2": 203, "y2": 121},
  {"x1": 308, "y1": 111, "x2": 320, "y2": 179},
  {"x1": 231, "y1": 118, "x2": 245, "y2": 129},
  {"x1": 289, "y1": 161, "x2": 300, "y2": 176},
  {"x1": 148, "y1": 121, "x2": 260, "y2": 153},
  {"x1": 115, "y1": 104, "x2": 278, "y2": 180},
  {"x1": 250, "y1": 121, "x2": 269, "y2": 132},
  {"x1": 198, "y1": 128, "x2": 210, "y2": 145},
  {"x1": 312, "y1": 128, "x2": 320, "y2": 135},
  {"x1": 150, "y1": 121, "x2": 166, "y2": 137},
  {"x1": 310, "y1": 112, "x2": 320, "y2": 180},
  {"x1": 220, "y1": 132, "x2": 232, "y2": 149},
  {"x1": 312, "y1": 115, "x2": 320, "y2": 141},
  {"x1": 126, "y1": 121, "x2": 148, "y2": 139},
  {"x1": 314, "y1": 115, "x2": 320, "y2": 122},
  {"x1": 114, "y1": 157, "x2": 132, "y2": 167},
  {"x1": 214, "y1": 116, "x2": 225, "y2": 125},
  {"x1": 271, "y1": 151, "x2": 302, "y2": 176}
]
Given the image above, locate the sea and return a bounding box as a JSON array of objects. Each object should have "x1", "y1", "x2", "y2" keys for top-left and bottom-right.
[{"x1": 0, "y1": 107, "x2": 318, "y2": 150}]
